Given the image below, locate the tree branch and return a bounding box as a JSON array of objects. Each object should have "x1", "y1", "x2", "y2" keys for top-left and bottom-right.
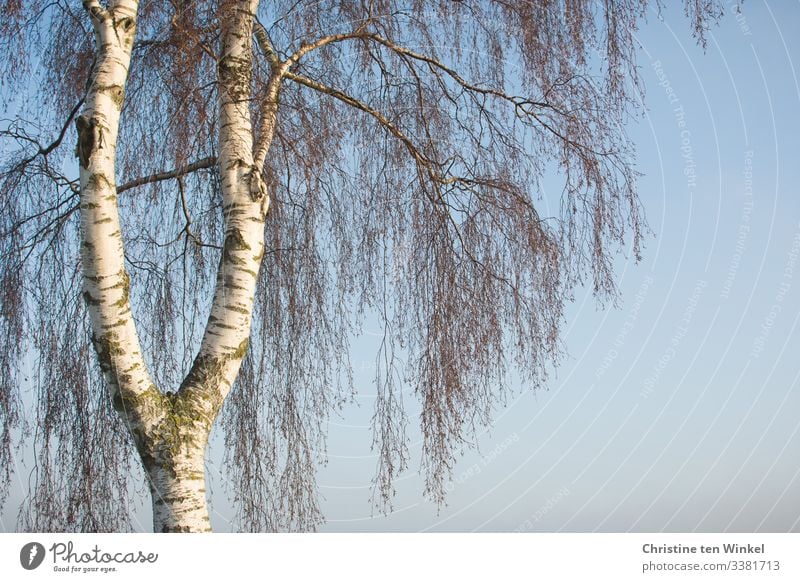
[
  {"x1": 282, "y1": 70, "x2": 484, "y2": 268},
  {"x1": 284, "y1": 71, "x2": 430, "y2": 170},
  {"x1": 364, "y1": 34, "x2": 613, "y2": 157},
  {"x1": 117, "y1": 156, "x2": 216, "y2": 194},
  {"x1": 279, "y1": 30, "x2": 600, "y2": 159},
  {"x1": 251, "y1": 21, "x2": 375, "y2": 180},
  {"x1": 285, "y1": 30, "x2": 365, "y2": 66},
  {"x1": 365, "y1": 33, "x2": 547, "y2": 108},
  {"x1": 2, "y1": 98, "x2": 85, "y2": 175},
  {"x1": 253, "y1": 20, "x2": 280, "y2": 66}
]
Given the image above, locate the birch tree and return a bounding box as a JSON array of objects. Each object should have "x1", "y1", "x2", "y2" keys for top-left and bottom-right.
[{"x1": 0, "y1": 0, "x2": 721, "y2": 532}]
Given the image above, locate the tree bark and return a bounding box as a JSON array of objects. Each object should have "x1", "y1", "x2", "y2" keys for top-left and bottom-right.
[
  {"x1": 76, "y1": 0, "x2": 209, "y2": 533},
  {"x1": 77, "y1": 0, "x2": 276, "y2": 532},
  {"x1": 148, "y1": 454, "x2": 211, "y2": 533},
  {"x1": 181, "y1": 0, "x2": 269, "y2": 407},
  {"x1": 142, "y1": 399, "x2": 214, "y2": 532},
  {"x1": 78, "y1": 1, "x2": 152, "y2": 427}
]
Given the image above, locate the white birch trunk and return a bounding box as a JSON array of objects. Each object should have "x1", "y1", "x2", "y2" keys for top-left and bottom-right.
[
  {"x1": 148, "y1": 429, "x2": 211, "y2": 533},
  {"x1": 78, "y1": 0, "x2": 275, "y2": 532},
  {"x1": 78, "y1": 0, "x2": 153, "y2": 427},
  {"x1": 177, "y1": 0, "x2": 271, "y2": 411},
  {"x1": 76, "y1": 0, "x2": 212, "y2": 532}
]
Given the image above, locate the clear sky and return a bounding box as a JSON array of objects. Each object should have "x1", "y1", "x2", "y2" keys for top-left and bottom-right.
[
  {"x1": 3, "y1": 0, "x2": 800, "y2": 533},
  {"x1": 251, "y1": 0, "x2": 798, "y2": 533}
]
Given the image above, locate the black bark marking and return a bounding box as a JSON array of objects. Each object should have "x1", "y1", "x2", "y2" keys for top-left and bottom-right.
[
  {"x1": 75, "y1": 115, "x2": 97, "y2": 169},
  {"x1": 82, "y1": 290, "x2": 101, "y2": 306}
]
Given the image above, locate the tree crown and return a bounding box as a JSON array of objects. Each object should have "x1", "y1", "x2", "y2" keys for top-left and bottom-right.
[{"x1": 0, "y1": 0, "x2": 720, "y2": 531}]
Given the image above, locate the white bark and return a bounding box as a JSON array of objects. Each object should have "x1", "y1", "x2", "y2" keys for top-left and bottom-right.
[
  {"x1": 148, "y1": 437, "x2": 211, "y2": 533},
  {"x1": 179, "y1": 0, "x2": 274, "y2": 410},
  {"x1": 77, "y1": 0, "x2": 215, "y2": 533},
  {"x1": 77, "y1": 0, "x2": 162, "y2": 437},
  {"x1": 78, "y1": 0, "x2": 279, "y2": 533}
]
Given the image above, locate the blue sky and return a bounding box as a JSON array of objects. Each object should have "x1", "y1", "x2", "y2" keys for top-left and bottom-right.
[
  {"x1": 3, "y1": 1, "x2": 800, "y2": 532},
  {"x1": 247, "y1": 1, "x2": 799, "y2": 532}
]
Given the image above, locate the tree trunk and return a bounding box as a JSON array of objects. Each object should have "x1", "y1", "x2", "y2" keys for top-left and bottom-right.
[
  {"x1": 145, "y1": 432, "x2": 212, "y2": 533},
  {"x1": 124, "y1": 389, "x2": 220, "y2": 533},
  {"x1": 77, "y1": 0, "x2": 274, "y2": 532}
]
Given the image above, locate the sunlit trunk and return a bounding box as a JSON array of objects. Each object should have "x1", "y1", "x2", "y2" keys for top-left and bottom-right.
[
  {"x1": 78, "y1": 2, "x2": 150, "y2": 412},
  {"x1": 145, "y1": 426, "x2": 212, "y2": 533},
  {"x1": 145, "y1": 0, "x2": 272, "y2": 532},
  {"x1": 78, "y1": 0, "x2": 273, "y2": 532}
]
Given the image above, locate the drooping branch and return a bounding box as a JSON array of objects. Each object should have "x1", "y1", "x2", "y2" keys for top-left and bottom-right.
[
  {"x1": 283, "y1": 70, "x2": 431, "y2": 173},
  {"x1": 364, "y1": 33, "x2": 551, "y2": 110},
  {"x1": 278, "y1": 29, "x2": 609, "y2": 160}
]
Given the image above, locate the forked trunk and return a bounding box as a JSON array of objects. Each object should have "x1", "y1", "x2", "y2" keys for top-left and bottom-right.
[
  {"x1": 126, "y1": 390, "x2": 219, "y2": 532},
  {"x1": 78, "y1": 0, "x2": 271, "y2": 533}
]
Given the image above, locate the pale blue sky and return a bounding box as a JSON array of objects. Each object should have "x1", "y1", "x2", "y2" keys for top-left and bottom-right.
[{"x1": 253, "y1": 1, "x2": 800, "y2": 532}]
